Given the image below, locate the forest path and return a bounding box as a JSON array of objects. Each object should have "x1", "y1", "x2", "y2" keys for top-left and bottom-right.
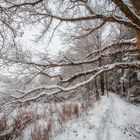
[{"x1": 53, "y1": 93, "x2": 140, "y2": 140}]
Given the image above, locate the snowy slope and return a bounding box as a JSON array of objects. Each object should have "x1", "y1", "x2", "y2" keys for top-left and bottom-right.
[{"x1": 53, "y1": 93, "x2": 140, "y2": 140}]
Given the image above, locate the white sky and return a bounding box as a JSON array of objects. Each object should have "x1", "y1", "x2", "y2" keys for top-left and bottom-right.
[
  {"x1": 1, "y1": 24, "x2": 67, "y2": 77},
  {"x1": 18, "y1": 25, "x2": 67, "y2": 58}
]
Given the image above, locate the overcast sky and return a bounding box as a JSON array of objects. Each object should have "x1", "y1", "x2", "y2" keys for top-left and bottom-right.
[{"x1": 15, "y1": 23, "x2": 68, "y2": 61}]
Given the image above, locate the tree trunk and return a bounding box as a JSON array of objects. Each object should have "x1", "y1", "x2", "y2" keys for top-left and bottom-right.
[
  {"x1": 131, "y1": 0, "x2": 140, "y2": 50},
  {"x1": 105, "y1": 72, "x2": 109, "y2": 97},
  {"x1": 100, "y1": 73, "x2": 104, "y2": 95},
  {"x1": 121, "y1": 69, "x2": 126, "y2": 97},
  {"x1": 99, "y1": 58, "x2": 104, "y2": 96},
  {"x1": 136, "y1": 31, "x2": 140, "y2": 50},
  {"x1": 95, "y1": 79, "x2": 100, "y2": 101}
]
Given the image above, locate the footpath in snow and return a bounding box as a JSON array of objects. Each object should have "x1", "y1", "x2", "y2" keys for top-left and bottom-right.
[{"x1": 53, "y1": 93, "x2": 140, "y2": 140}]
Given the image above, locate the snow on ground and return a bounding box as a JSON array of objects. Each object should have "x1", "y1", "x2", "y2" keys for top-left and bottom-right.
[{"x1": 53, "y1": 93, "x2": 140, "y2": 140}]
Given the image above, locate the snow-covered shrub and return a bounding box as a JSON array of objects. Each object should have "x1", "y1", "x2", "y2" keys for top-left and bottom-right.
[{"x1": 128, "y1": 86, "x2": 140, "y2": 102}]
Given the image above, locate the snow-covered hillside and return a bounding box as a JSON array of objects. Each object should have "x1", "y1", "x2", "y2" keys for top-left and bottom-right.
[{"x1": 53, "y1": 93, "x2": 140, "y2": 140}]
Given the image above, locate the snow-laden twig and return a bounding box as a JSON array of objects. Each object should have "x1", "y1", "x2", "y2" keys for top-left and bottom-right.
[
  {"x1": 5, "y1": 44, "x2": 137, "y2": 68},
  {"x1": 15, "y1": 61, "x2": 140, "y2": 100},
  {"x1": 112, "y1": 0, "x2": 140, "y2": 28},
  {"x1": 0, "y1": 61, "x2": 140, "y2": 109},
  {"x1": 82, "y1": 38, "x2": 136, "y2": 60},
  {"x1": 32, "y1": 10, "x2": 140, "y2": 30}
]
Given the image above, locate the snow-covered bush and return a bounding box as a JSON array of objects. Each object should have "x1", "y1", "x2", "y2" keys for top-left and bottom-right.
[{"x1": 128, "y1": 86, "x2": 140, "y2": 102}]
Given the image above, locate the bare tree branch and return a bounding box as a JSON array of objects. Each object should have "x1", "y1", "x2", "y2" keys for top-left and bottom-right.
[
  {"x1": 14, "y1": 61, "x2": 140, "y2": 102},
  {"x1": 32, "y1": 12, "x2": 140, "y2": 30},
  {"x1": 8, "y1": 0, "x2": 44, "y2": 9},
  {"x1": 112, "y1": 0, "x2": 140, "y2": 27}
]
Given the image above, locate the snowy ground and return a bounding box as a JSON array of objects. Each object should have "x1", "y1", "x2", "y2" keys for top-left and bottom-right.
[{"x1": 53, "y1": 93, "x2": 140, "y2": 140}]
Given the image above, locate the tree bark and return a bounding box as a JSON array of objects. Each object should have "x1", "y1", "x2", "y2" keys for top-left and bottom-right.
[
  {"x1": 121, "y1": 69, "x2": 126, "y2": 97},
  {"x1": 136, "y1": 31, "x2": 140, "y2": 50},
  {"x1": 95, "y1": 79, "x2": 99, "y2": 100},
  {"x1": 105, "y1": 72, "x2": 109, "y2": 97},
  {"x1": 99, "y1": 59, "x2": 104, "y2": 96},
  {"x1": 131, "y1": 0, "x2": 140, "y2": 50}
]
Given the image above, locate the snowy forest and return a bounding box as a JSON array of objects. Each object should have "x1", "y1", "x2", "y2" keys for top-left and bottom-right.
[{"x1": 0, "y1": 0, "x2": 140, "y2": 140}]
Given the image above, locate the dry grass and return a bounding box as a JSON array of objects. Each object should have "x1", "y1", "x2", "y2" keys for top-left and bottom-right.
[
  {"x1": 0, "y1": 116, "x2": 7, "y2": 132},
  {"x1": 31, "y1": 119, "x2": 54, "y2": 140},
  {"x1": 31, "y1": 127, "x2": 49, "y2": 140},
  {"x1": 0, "y1": 96, "x2": 96, "y2": 140},
  {"x1": 10, "y1": 112, "x2": 40, "y2": 139},
  {"x1": 0, "y1": 112, "x2": 40, "y2": 140},
  {"x1": 58, "y1": 103, "x2": 80, "y2": 127},
  {"x1": 72, "y1": 104, "x2": 79, "y2": 118},
  {"x1": 13, "y1": 112, "x2": 39, "y2": 129}
]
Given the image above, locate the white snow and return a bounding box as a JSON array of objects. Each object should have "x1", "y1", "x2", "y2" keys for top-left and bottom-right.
[
  {"x1": 52, "y1": 93, "x2": 140, "y2": 140},
  {"x1": 136, "y1": 71, "x2": 140, "y2": 81}
]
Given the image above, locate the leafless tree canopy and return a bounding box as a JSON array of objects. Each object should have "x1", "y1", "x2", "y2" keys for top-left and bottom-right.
[{"x1": 0, "y1": 0, "x2": 140, "y2": 108}]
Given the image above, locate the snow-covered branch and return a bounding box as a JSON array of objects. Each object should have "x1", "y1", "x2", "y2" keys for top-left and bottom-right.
[
  {"x1": 73, "y1": 20, "x2": 106, "y2": 39},
  {"x1": 112, "y1": 0, "x2": 140, "y2": 28},
  {"x1": 82, "y1": 38, "x2": 136, "y2": 60},
  {"x1": 14, "y1": 61, "x2": 140, "y2": 102},
  {"x1": 5, "y1": 41, "x2": 137, "y2": 69},
  {"x1": 33, "y1": 12, "x2": 140, "y2": 30}
]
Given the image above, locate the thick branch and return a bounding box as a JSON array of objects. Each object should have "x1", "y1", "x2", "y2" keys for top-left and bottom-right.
[
  {"x1": 16, "y1": 61, "x2": 140, "y2": 99},
  {"x1": 1, "y1": 61, "x2": 140, "y2": 109},
  {"x1": 82, "y1": 38, "x2": 136, "y2": 60},
  {"x1": 4, "y1": 39, "x2": 136, "y2": 68},
  {"x1": 33, "y1": 12, "x2": 140, "y2": 30},
  {"x1": 61, "y1": 48, "x2": 138, "y2": 83},
  {"x1": 112, "y1": 0, "x2": 140, "y2": 28},
  {"x1": 131, "y1": 0, "x2": 140, "y2": 14}
]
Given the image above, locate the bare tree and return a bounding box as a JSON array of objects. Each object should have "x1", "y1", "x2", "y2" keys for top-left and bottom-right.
[{"x1": 0, "y1": 0, "x2": 139, "y2": 109}]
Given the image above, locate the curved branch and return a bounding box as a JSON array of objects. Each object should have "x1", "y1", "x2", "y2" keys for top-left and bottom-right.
[
  {"x1": 61, "y1": 47, "x2": 138, "y2": 83},
  {"x1": 112, "y1": 0, "x2": 140, "y2": 28},
  {"x1": 33, "y1": 12, "x2": 140, "y2": 30},
  {"x1": 4, "y1": 39, "x2": 136, "y2": 68},
  {"x1": 8, "y1": 0, "x2": 43, "y2": 9},
  {"x1": 73, "y1": 20, "x2": 106, "y2": 39},
  {"x1": 1, "y1": 61, "x2": 140, "y2": 109},
  {"x1": 16, "y1": 61, "x2": 140, "y2": 101},
  {"x1": 82, "y1": 38, "x2": 136, "y2": 60}
]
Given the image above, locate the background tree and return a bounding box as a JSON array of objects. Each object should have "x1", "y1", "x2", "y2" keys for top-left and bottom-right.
[{"x1": 0, "y1": 0, "x2": 139, "y2": 108}]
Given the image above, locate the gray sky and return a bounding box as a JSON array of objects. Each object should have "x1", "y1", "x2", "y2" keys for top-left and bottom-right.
[{"x1": 18, "y1": 24, "x2": 67, "y2": 57}]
